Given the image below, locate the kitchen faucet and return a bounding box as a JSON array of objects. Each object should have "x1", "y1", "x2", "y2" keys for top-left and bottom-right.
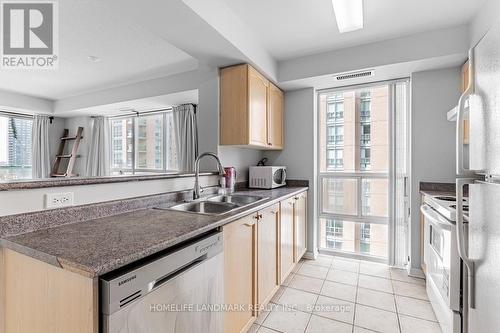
[{"x1": 193, "y1": 152, "x2": 226, "y2": 200}]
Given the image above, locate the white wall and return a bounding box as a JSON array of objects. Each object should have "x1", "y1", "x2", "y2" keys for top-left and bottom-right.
[
  {"x1": 219, "y1": 146, "x2": 262, "y2": 182},
  {"x1": 62, "y1": 116, "x2": 93, "y2": 176},
  {"x1": 264, "y1": 88, "x2": 317, "y2": 255},
  {"x1": 48, "y1": 117, "x2": 66, "y2": 164},
  {"x1": 0, "y1": 175, "x2": 218, "y2": 216},
  {"x1": 409, "y1": 67, "x2": 461, "y2": 271}
]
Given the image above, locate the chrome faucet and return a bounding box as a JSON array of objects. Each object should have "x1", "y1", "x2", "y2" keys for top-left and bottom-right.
[{"x1": 193, "y1": 152, "x2": 226, "y2": 200}]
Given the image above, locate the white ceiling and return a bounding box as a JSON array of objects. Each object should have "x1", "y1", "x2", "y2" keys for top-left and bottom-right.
[
  {"x1": 60, "y1": 90, "x2": 199, "y2": 118},
  {"x1": 0, "y1": 0, "x2": 197, "y2": 100},
  {"x1": 221, "y1": 0, "x2": 486, "y2": 60}
]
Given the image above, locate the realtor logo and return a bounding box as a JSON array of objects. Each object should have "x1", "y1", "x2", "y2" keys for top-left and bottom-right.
[{"x1": 1, "y1": 1, "x2": 58, "y2": 69}]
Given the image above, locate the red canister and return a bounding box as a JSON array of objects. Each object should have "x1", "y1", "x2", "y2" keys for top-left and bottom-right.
[{"x1": 224, "y1": 167, "x2": 236, "y2": 193}]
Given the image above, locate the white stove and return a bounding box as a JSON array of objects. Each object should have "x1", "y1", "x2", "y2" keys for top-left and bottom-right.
[
  {"x1": 421, "y1": 194, "x2": 468, "y2": 333},
  {"x1": 424, "y1": 195, "x2": 469, "y2": 221}
]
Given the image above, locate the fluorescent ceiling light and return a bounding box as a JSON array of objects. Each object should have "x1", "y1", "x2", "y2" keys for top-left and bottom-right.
[{"x1": 332, "y1": 0, "x2": 364, "y2": 33}]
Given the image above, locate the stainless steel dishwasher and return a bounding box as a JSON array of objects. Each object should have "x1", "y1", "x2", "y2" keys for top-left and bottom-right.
[{"x1": 100, "y1": 231, "x2": 223, "y2": 333}]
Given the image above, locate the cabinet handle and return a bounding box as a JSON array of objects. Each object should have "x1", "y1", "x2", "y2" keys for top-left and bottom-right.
[
  {"x1": 267, "y1": 143, "x2": 272, "y2": 146},
  {"x1": 294, "y1": 196, "x2": 299, "y2": 200}
]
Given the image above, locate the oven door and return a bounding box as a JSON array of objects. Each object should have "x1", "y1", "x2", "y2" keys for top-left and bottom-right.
[{"x1": 421, "y1": 204, "x2": 462, "y2": 333}]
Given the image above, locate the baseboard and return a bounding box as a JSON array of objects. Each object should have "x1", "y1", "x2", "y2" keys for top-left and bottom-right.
[
  {"x1": 407, "y1": 266, "x2": 425, "y2": 279},
  {"x1": 302, "y1": 250, "x2": 318, "y2": 260}
]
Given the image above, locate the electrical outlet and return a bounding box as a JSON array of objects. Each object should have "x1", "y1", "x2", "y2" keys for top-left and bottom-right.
[{"x1": 45, "y1": 192, "x2": 74, "y2": 209}]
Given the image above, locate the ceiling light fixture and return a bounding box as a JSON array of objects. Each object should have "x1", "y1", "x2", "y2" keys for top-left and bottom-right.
[{"x1": 332, "y1": 0, "x2": 364, "y2": 33}]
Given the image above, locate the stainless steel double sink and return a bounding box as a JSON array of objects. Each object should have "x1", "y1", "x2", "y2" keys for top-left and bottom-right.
[{"x1": 154, "y1": 194, "x2": 268, "y2": 215}]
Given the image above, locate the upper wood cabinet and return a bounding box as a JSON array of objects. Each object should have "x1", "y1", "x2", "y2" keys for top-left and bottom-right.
[
  {"x1": 268, "y1": 83, "x2": 284, "y2": 149},
  {"x1": 220, "y1": 64, "x2": 284, "y2": 150}
]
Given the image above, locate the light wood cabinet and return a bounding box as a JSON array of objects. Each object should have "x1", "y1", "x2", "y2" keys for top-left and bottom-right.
[
  {"x1": 280, "y1": 198, "x2": 295, "y2": 282},
  {"x1": 248, "y1": 66, "x2": 269, "y2": 147},
  {"x1": 220, "y1": 64, "x2": 284, "y2": 150},
  {"x1": 294, "y1": 193, "x2": 308, "y2": 262},
  {"x1": 257, "y1": 204, "x2": 280, "y2": 308},
  {"x1": 2, "y1": 249, "x2": 97, "y2": 333},
  {"x1": 223, "y1": 214, "x2": 257, "y2": 333},
  {"x1": 267, "y1": 83, "x2": 284, "y2": 149}
]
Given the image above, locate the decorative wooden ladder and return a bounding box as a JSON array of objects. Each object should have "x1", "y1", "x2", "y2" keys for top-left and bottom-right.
[{"x1": 51, "y1": 127, "x2": 84, "y2": 177}]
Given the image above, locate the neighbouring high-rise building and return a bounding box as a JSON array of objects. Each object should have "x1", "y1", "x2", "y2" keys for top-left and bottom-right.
[
  {"x1": 8, "y1": 118, "x2": 32, "y2": 167},
  {"x1": 318, "y1": 86, "x2": 390, "y2": 258}
]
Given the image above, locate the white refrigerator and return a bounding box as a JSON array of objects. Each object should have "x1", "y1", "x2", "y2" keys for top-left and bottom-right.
[{"x1": 455, "y1": 18, "x2": 500, "y2": 333}]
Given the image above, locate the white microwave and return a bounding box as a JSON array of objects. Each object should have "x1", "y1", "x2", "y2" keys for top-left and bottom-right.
[{"x1": 249, "y1": 166, "x2": 287, "y2": 189}]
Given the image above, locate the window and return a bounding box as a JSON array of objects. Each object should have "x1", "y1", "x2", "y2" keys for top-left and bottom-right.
[
  {"x1": 319, "y1": 85, "x2": 391, "y2": 260},
  {"x1": 327, "y1": 148, "x2": 343, "y2": 170},
  {"x1": 359, "y1": 223, "x2": 371, "y2": 253},
  {"x1": 361, "y1": 124, "x2": 370, "y2": 144},
  {"x1": 326, "y1": 220, "x2": 344, "y2": 250},
  {"x1": 360, "y1": 147, "x2": 371, "y2": 170},
  {"x1": 327, "y1": 125, "x2": 344, "y2": 144},
  {"x1": 110, "y1": 112, "x2": 177, "y2": 174},
  {"x1": 360, "y1": 92, "x2": 371, "y2": 121},
  {"x1": 0, "y1": 114, "x2": 32, "y2": 180},
  {"x1": 327, "y1": 94, "x2": 344, "y2": 121}
]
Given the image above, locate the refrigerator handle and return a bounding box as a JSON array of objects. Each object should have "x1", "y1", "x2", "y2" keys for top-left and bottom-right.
[
  {"x1": 456, "y1": 178, "x2": 475, "y2": 308},
  {"x1": 456, "y1": 48, "x2": 476, "y2": 177}
]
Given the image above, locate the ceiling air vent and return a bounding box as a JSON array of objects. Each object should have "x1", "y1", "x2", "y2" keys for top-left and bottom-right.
[{"x1": 335, "y1": 70, "x2": 374, "y2": 81}]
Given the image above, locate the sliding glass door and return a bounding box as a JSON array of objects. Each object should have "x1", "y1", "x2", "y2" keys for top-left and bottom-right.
[{"x1": 317, "y1": 80, "x2": 410, "y2": 263}]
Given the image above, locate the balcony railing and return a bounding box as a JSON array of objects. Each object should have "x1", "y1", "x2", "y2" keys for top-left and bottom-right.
[
  {"x1": 327, "y1": 135, "x2": 344, "y2": 144},
  {"x1": 327, "y1": 112, "x2": 344, "y2": 121},
  {"x1": 360, "y1": 158, "x2": 371, "y2": 170},
  {"x1": 327, "y1": 159, "x2": 343, "y2": 169},
  {"x1": 360, "y1": 134, "x2": 371, "y2": 144},
  {"x1": 360, "y1": 111, "x2": 370, "y2": 121}
]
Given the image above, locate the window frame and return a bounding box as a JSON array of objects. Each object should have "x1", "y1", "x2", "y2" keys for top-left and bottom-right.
[
  {"x1": 317, "y1": 78, "x2": 411, "y2": 262},
  {"x1": 0, "y1": 111, "x2": 33, "y2": 181}
]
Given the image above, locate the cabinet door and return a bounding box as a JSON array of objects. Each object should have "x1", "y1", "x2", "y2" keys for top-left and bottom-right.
[
  {"x1": 223, "y1": 214, "x2": 257, "y2": 333},
  {"x1": 267, "y1": 84, "x2": 284, "y2": 149},
  {"x1": 280, "y1": 199, "x2": 295, "y2": 282},
  {"x1": 294, "y1": 193, "x2": 307, "y2": 262},
  {"x1": 257, "y1": 204, "x2": 280, "y2": 307},
  {"x1": 248, "y1": 66, "x2": 269, "y2": 147}
]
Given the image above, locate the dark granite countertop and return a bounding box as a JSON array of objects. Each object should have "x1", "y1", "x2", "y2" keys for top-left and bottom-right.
[
  {"x1": 0, "y1": 186, "x2": 308, "y2": 278},
  {"x1": 0, "y1": 172, "x2": 217, "y2": 191},
  {"x1": 419, "y1": 181, "x2": 464, "y2": 197}
]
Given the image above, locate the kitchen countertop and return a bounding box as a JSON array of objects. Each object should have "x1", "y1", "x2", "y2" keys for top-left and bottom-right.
[{"x1": 0, "y1": 186, "x2": 308, "y2": 278}]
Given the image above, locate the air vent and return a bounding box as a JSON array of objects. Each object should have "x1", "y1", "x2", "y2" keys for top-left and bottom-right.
[{"x1": 335, "y1": 70, "x2": 374, "y2": 81}]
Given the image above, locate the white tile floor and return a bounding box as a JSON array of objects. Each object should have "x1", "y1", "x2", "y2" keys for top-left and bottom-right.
[{"x1": 248, "y1": 255, "x2": 442, "y2": 333}]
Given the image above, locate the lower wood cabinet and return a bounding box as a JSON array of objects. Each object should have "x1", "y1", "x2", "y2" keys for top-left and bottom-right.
[
  {"x1": 294, "y1": 192, "x2": 308, "y2": 262},
  {"x1": 280, "y1": 198, "x2": 295, "y2": 283},
  {"x1": 223, "y1": 192, "x2": 308, "y2": 333},
  {"x1": 223, "y1": 213, "x2": 257, "y2": 333},
  {"x1": 257, "y1": 203, "x2": 280, "y2": 307},
  {"x1": 2, "y1": 248, "x2": 97, "y2": 333}
]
